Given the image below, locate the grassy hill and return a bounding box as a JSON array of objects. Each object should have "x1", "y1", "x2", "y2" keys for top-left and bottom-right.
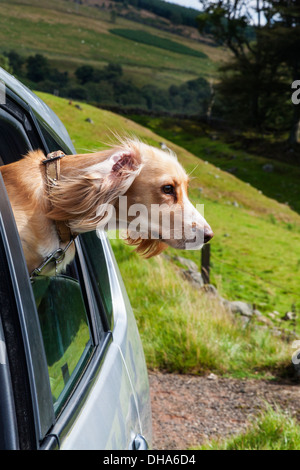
[
  {"x1": 129, "y1": 116, "x2": 300, "y2": 214},
  {"x1": 36, "y1": 91, "x2": 300, "y2": 378},
  {"x1": 0, "y1": 0, "x2": 226, "y2": 89}
]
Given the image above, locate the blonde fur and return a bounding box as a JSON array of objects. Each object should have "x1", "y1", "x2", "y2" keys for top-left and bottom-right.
[{"x1": 0, "y1": 137, "x2": 213, "y2": 273}]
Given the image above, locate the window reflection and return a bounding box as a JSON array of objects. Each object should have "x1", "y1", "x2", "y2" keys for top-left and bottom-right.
[{"x1": 32, "y1": 275, "x2": 93, "y2": 414}]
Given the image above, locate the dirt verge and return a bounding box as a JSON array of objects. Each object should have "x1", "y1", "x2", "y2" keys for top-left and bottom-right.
[{"x1": 149, "y1": 371, "x2": 300, "y2": 450}]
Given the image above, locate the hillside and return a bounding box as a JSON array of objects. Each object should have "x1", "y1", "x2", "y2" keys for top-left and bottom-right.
[
  {"x1": 36, "y1": 91, "x2": 300, "y2": 377},
  {"x1": 0, "y1": 0, "x2": 226, "y2": 89},
  {"x1": 128, "y1": 116, "x2": 300, "y2": 214}
]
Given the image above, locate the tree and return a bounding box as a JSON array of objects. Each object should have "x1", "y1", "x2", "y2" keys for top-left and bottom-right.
[
  {"x1": 0, "y1": 54, "x2": 12, "y2": 74},
  {"x1": 170, "y1": 11, "x2": 182, "y2": 25},
  {"x1": 75, "y1": 65, "x2": 95, "y2": 84},
  {"x1": 26, "y1": 54, "x2": 50, "y2": 82},
  {"x1": 197, "y1": 1, "x2": 255, "y2": 59},
  {"x1": 197, "y1": 1, "x2": 300, "y2": 143},
  {"x1": 48, "y1": 69, "x2": 69, "y2": 87},
  {"x1": 4, "y1": 51, "x2": 24, "y2": 76},
  {"x1": 197, "y1": 1, "x2": 265, "y2": 128},
  {"x1": 104, "y1": 63, "x2": 123, "y2": 80},
  {"x1": 110, "y1": 9, "x2": 117, "y2": 23},
  {"x1": 264, "y1": 1, "x2": 300, "y2": 144}
]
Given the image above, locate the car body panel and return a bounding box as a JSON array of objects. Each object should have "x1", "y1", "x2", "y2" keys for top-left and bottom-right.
[
  {"x1": 100, "y1": 233, "x2": 152, "y2": 441},
  {"x1": 60, "y1": 343, "x2": 140, "y2": 450}
]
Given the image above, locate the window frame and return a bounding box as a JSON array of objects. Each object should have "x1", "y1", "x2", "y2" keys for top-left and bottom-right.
[
  {"x1": 79, "y1": 232, "x2": 114, "y2": 332},
  {"x1": 0, "y1": 173, "x2": 53, "y2": 448},
  {"x1": 0, "y1": 88, "x2": 50, "y2": 157},
  {"x1": 31, "y1": 265, "x2": 95, "y2": 419}
]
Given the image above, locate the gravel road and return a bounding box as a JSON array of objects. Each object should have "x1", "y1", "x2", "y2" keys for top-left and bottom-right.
[{"x1": 149, "y1": 371, "x2": 300, "y2": 450}]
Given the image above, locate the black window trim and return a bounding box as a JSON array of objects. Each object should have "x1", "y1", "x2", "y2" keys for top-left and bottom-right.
[
  {"x1": 80, "y1": 236, "x2": 112, "y2": 333},
  {"x1": 0, "y1": 174, "x2": 54, "y2": 447},
  {"x1": 0, "y1": 296, "x2": 19, "y2": 450},
  {"x1": 75, "y1": 237, "x2": 109, "y2": 344},
  {"x1": 0, "y1": 88, "x2": 51, "y2": 155}
]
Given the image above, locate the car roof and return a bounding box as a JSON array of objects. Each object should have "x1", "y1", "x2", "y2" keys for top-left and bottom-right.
[{"x1": 0, "y1": 67, "x2": 75, "y2": 154}]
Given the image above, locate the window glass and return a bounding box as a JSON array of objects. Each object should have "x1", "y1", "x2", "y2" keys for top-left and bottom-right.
[
  {"x1": 37, "y1": 117, "x2": 74, "y2": 155},
  {"x1": 0, "y1": 108, "x2": 32, "y2": 164},
  {"x1": 80, "y1": 232, "x2": 113, "y2": 330},
  {"x1": 32, "y1": 274, "x2": 93, "y2": 415},
  {"x1": 39, "y1": 121, "x2": 64, "y2": 153}
]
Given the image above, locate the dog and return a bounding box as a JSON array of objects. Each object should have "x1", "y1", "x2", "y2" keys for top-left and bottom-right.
[{"x1": 0, "y1": 137, "x2": 213, "y2": 275}]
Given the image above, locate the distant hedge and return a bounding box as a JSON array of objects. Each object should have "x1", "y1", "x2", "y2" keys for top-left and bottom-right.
[
  {"x1": 110, "y1": 29, "x2": 207, "y2": 59},
  {"x1": 4, "y1": 50, "x2": 211, "y2": 116}
]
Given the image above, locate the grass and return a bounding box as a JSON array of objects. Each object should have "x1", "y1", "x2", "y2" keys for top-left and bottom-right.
[
  {"x1": 36, "y1": 91, "x2": 300, "y2": 376},
  {"x1": 110, "y1": 29, "x2": 208, "y2": 59},
  {"x1": 198, "y1": 405, "x2": 300, "y2": 450},
  {"x1": 0, "y1": 0, "x2": 222, "y2": 88},
  {"x1": 110, "y1": 240, "x2": 291, "y2": 377},
  {"x1": 124, "y1": 114, "x2": 300, "y2": 316},
  {"x1": 129, "y1": 116, "x2": 300, "y2": 214}
]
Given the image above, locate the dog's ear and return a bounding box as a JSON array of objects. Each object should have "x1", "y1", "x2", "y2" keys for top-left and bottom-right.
[
  {"x1": 110, "y1": 150, "x2": 141, "y2": 174},
  {"x1": 86, "y1": 148, "x2": 142, "y2": 181},
  {"x1": 46, "y1": 148, "x2": 142, "y2": 232}
]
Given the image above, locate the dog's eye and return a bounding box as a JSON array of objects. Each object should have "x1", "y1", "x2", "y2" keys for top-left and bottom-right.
[{"x1": 162, "y1": 185, "x2": 174, "y2": 195}]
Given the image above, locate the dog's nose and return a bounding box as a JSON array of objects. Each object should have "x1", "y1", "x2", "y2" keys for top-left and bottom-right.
[{"x1": 204, "y1": 225, "x2": 214, "y2": 244}]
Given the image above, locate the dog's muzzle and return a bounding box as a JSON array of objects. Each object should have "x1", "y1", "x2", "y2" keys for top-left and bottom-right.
[{"x1": 204, "y1": 225, "x2": 214, "y2": 244}]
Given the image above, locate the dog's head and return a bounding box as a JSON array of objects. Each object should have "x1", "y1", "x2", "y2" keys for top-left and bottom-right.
[
  {"x1": 47, "y1": 138, "x2": 213, "y2": 257},
  {"x1": 121, "y1": 140, "x2": 213, "y2": 256}
]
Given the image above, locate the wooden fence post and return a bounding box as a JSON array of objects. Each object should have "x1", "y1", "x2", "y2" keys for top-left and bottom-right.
[{"x1": 201, "y1": 243, "x2": 210, "y2": 285}]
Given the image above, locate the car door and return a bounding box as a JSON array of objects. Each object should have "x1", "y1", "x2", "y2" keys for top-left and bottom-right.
[
  {"x1": 0, "y1": 79, "x2": 151, "y2": 449},
  {"x1": 0, "y1": 172, "x2": 53, "y2": 449}
]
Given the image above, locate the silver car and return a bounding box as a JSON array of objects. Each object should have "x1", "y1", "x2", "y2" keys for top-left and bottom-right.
[{"x1": 0, "y1": 68, "x2": 152, "y2": 450}]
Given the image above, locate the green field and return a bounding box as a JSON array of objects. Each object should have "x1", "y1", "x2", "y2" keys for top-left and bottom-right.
[
  {"x1": 198, "y1": 405, "x2": 300, "y2": 450},
  {"x1": 0, "y1": 0, "x2": 223, "y2": 89},
  {"x1": 110, "y1": 29, "x2": 208, "y2": 59},
  {"x1": 36, "y1": 91, "x2": 300, "y2": 378}
]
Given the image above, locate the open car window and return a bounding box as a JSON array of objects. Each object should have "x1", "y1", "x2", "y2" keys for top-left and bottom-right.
[{"x1": 0, "y1": 93, "x2": 112, "y2": 426}]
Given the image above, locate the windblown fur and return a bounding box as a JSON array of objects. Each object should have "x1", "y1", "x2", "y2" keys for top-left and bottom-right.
[{"x1": 0, "y1": 137, "x2": 213, "y2": 274}]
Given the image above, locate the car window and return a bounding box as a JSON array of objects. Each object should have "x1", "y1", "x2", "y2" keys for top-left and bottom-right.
[
  {"x1": 80, "y1": 231, "x2": 113, "y2": 330},
  {"x1": 1, "y1": 94, "x2": 115, "y2": 424},
  {"x1": 0, "y1": 107, "x2": 32, "y2": 164},
  {"x1": 38, "y1": 120, "x2": 67, "y2": 154},
  {"x1": 31, "y1": 273, "x2": 93, "y2": 416}
]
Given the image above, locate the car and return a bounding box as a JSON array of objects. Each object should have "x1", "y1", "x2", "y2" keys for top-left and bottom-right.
[{"x1": 0, "y1": 67, "x2": 152, "y2": 450}]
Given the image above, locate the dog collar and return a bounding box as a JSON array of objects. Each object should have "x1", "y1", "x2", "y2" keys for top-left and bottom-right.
[
  {"x1": 43, "y1": 150, "x2": 75, "y2": 244},
  {"x1": 30, "y1": 238, "x2": 75, "y2": 278}
]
